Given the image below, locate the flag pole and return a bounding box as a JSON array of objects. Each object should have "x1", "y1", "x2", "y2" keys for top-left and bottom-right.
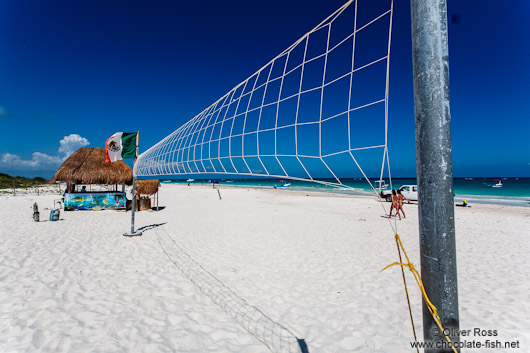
[{"x1": 124, "y1": 131, "x2": 142, "y2": 237}]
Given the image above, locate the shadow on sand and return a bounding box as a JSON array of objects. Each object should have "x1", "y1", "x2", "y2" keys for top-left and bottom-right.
[{"x1": 137, "y1": 223, "x2": 167, "y2": 232}]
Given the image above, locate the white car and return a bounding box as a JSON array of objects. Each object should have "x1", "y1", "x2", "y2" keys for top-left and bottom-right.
[{"x1": 380, "y1": 185, "x2": 418, "y2": 202}]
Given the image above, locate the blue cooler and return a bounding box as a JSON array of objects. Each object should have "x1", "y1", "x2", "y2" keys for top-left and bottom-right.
[{"x1": 49, "y1": 209, "x2": 60, "y2": 221}]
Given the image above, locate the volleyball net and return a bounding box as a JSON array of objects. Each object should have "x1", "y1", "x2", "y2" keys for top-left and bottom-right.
[{"x1": 136, "y1": 0, "x2": 394, "y2": 188}]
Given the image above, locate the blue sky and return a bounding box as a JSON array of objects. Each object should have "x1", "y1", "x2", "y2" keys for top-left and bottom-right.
[{"x1": 0, "y1": 0, "x2": 529, "y2": 178}]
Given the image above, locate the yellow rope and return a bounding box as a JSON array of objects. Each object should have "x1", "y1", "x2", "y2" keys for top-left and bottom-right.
[
  {"x1": 394, "y1": 237, "x2": 420, "y2": 353},
  {"x1": 382, "y1": 234, "x2": 458, "y2": 353}
]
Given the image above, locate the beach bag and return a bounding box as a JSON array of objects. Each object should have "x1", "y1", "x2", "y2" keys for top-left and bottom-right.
[{"x1": 49, "y1": 209, "x2": 60, "y2": 221}]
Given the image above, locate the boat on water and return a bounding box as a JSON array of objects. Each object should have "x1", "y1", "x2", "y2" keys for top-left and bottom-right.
[
  {"x1": 374, "y1": 180, "x2": 388, "y2": 189},
  {"x1": 186, "y1": 178, "x2": 195, "y2": 182},
  {"x1": 487, "y1": 179, "x2": 503, "y2": 188},
  {"x1": 278, "y1": 183, "x2": 291, "y2": 188}
]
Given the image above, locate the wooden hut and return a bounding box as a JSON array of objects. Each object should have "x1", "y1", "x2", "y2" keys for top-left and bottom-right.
[
  {"x1": 49, "y1": 147, "x2": 133, "y2": 210},
  {"x1": 49, "y1": 147, "x2": 132, "y2": 186},
  {"x1": 136, "y1": 179, "x2": 159, "y2": 211}
]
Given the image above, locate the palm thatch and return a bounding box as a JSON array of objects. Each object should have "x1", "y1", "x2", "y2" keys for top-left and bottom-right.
[
  {"x1": 49, "y1": 147, "x2": 133, "y2": 185},
  {"x1": 136, "y1": 179, "x2": 159, "y2": 196}
]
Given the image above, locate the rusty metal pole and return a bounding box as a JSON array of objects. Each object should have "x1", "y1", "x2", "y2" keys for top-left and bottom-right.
[{"x1": 410, "y1": 0, "x2": 459, "y2": 352}]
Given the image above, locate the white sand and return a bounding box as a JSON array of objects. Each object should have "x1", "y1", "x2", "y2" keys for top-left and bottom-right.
[{"x1": 0, "y1": 184, "x2": 529, "y2": 352}]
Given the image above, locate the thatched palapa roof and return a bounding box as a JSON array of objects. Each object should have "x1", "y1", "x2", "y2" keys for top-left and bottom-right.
[
  {"x1": 49, "y1": 147, "x2": 133, "y2": 185},
  {"x1": 136, "y1": 179, "x2": 159, "y2": 196}
]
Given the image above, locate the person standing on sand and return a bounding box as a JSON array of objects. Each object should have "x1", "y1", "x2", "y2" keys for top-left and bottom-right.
[
  {"x1": 388, "y1": 189, "x2": 400, "y2": 220},
  {"x1": 396, "y1": 189, "x2": 409, "y2": 219}
]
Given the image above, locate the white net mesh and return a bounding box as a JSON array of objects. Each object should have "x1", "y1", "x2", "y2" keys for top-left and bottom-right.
[
  {"x1": 136, "y1": 0, "x2": 394, "y2": 187},
  {"x1": 156, "y1": 225, "x2": 305, "y2": 353},
  {"x1": 139, "y1": 2, "x2": 396, "y2": 352}
]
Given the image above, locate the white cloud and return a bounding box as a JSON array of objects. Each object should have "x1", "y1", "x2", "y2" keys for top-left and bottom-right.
[
  {"x1": 0, "y1": 134, "x2": 90, "y2": 172},
  {"x1": 1, "y1": 152, "x2": 63, "y2": 170},
  {"x1": 33, "y1": 152, "x2": 64, "y2": 166},
  {"x1": 1, "y1": 153, "x2": 22, "y2": 165},
  {"x1": 58, "y1": 134, "x2": 90, "y2": 157}
]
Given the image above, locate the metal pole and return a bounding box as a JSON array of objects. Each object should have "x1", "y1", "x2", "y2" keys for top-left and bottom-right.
[
  {"x1": 131, "y1": 167, "x2": 137, "y2": 233},
  {"x1": 410, "y1": 0, "x2": 459, "y2": 352},
  {"x1": 124, "y1": 131, "x2": 142, "y2": 237},
  {"x1": 123, "y1": 159, "x2": 142, "y2": 236}
]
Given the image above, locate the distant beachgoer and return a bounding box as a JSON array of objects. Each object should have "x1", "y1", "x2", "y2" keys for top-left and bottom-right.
[
  {"x1": 456, "y1": 200, "x2": 470, "y2": 207},
  {"x1": 81, "y1": 186, "x2": 87, "y2": 193},
  {"x1": 388, "y1": 190, "x2": 400, "y2": 219},
  {"x1": 396, "y1": 190, "x2": 408, "y2": 219}
]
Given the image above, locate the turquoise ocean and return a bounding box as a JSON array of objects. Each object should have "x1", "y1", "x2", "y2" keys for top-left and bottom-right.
[{"x1": 161, "y1": 177, "x2": 530, "y2": 207}]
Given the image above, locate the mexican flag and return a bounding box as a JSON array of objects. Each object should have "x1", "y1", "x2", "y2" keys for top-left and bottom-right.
[{"x1": 105, "y1": 132, "x2": 138, "y2": 163}]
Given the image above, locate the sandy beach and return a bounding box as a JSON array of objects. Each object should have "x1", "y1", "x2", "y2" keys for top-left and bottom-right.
[{"x1": 1, "y1": 183, "x2": 529, "y2": 352}]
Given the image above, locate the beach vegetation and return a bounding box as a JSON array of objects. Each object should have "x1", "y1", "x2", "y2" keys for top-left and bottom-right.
[{"x1": 0, "y1": 173, "x2": 48, "y2": 189}]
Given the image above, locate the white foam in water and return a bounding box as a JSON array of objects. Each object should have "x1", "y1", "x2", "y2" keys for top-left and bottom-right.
[{"x1": 455, "y1": 195, "x2": 530, "y2": 208}]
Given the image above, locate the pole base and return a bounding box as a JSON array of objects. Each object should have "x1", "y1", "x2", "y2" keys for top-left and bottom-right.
[{"x1": 123, "y1": 231, "x2": 143, "y2": 237}]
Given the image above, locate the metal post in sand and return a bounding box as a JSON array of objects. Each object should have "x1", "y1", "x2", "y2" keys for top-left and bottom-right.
[
  {"x1": 124, "y1": 133, "x2": 142, "y2": 237},
  {"x1": 411, "y1": 0, "x2": 459, "y2": 351},
  {"x1": 123, "y1": 170, "x2": 142, "y2": 236}
]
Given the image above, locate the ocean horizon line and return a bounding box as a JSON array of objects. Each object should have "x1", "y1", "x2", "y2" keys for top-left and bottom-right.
[{"x1": 148, "y1": 176, "x2": 530, "y2": 181}]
